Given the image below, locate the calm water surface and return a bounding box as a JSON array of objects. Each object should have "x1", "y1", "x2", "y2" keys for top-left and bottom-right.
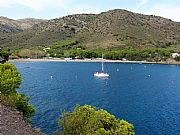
[{"x1": 13, "y1": 62, "x2": 180, "y2": 135}]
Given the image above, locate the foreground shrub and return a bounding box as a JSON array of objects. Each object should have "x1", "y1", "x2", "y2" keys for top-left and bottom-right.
[
  {"x1": 0, "y1": 93, "x2": 35, "y2": 119},
  {"x1": 0, "y1": 63, "x2": 35, "y2": 120},
  {"x1": 59, "y1": 105, "x2": 134, "y2": 135},
  {"x1": 0, "y1": 63, "x2": 21, "y2": 95}
]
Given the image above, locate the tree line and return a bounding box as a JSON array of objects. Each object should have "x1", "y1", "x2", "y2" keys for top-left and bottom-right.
[{"x1": 47, "y1": 48, "x2": 174, "y2": 62}]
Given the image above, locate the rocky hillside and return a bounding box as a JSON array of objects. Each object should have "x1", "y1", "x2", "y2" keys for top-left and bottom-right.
[
  {"x1": 0, "y1": 9, "x2": 180, "y2": 50},
  {"x1": 79, "y1": 9, "x2": 180, "y2": 49},
  {"x1": 0, "y1": 16, "x2": 46, "y2": 32},
  {"x1": 0, "y1": 104, "x2": 44, "y2": 135}
]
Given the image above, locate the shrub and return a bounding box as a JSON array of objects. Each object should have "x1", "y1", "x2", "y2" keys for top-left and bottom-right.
[
  {"x1": 0, "y1": 49, "x2": 11, "y2": 61},
  {"x1": 0, "y1": 93, "x2": 35, "y2": 119},
  {"x1": 0, "y1": 63, "x2": 21, "y2": 95},
  {"x1": 59, "y1": 105, "x2": 134, "y2": 135},
  {"x1": 175, "y1": 56, "x2": 180, "y2": 61},
  {"x1": 0, "y1": 63, "x2": 35, "y2": 120}
]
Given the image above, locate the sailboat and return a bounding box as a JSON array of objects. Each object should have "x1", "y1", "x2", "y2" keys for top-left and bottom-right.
[{"x1": 94, "y1": 54, "x2": 109, "y2": 77}]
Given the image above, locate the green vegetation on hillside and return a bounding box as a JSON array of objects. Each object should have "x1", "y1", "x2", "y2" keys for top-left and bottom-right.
[
  {"x1": 58, "y1": 105, "x2": 134, "y2": 135},
  {"x1": 50, "y1": 39, "x2": 79, "y2": 50},
  {"x1": 0, "y1": 63, "x2": 35, "y2": 120},
  {"x1": 17, "y1": 49, "x2": 46, "y2": 58},
  {"x1": 0, "y1": 9, "x2": 180, "y2": 51}
]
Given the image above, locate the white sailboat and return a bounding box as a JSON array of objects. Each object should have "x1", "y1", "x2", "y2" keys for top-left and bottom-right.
[{"x1": 94, "y1": 54, "x2": 109, "y2": 77}]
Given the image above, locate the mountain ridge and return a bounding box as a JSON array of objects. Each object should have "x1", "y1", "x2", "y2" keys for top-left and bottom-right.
[
  {"x1": 0, "y1": 16, "x2": 46, "y2": 32},
  {"x1": 0, "y1": 9, "x2": 180, "y2": 50}
]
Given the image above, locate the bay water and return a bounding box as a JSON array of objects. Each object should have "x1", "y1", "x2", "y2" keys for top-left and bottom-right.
[{"x1": 13, "y1": 62, "x2": 180, "y2": 135}]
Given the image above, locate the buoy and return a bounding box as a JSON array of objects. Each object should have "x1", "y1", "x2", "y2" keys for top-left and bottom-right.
[
  {"x1": 148, "y1": 75, "x2": 150, "y2": 77},
  {"x1": 117, "y1": 68, "x2": 119, "y2": 72},
  {"x1": 51, "y1": 76, "x2": 53, "y2": 79}
]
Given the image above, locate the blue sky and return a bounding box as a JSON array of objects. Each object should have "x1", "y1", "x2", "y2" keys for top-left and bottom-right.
[{"x1": 0, "y1": 0, "x2": 180, "y2": 22}]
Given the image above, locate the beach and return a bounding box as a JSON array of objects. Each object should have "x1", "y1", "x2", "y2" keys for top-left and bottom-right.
[{"x1": 9, "y1": 58, "x2": 180, "y2": 65}]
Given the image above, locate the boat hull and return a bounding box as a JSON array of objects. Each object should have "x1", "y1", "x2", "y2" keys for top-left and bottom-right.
[{"x1": 94, "y1": 72, "x2": 109, "y2": 77}]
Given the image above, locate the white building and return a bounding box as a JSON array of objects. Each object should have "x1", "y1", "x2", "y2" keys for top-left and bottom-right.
[{"x1": 172, "y1": 53, "x2": 179, "y2": 59}]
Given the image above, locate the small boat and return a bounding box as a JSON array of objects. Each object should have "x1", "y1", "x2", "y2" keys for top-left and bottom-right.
[
  {"x1": 94, "y1": 54, "x2": 109, "y2": 77},
  {"x1": 94, "y1": 71, "x2": 109, "y2": 77}
]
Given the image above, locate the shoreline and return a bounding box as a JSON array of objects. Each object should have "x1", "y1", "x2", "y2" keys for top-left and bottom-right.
[{"x1": 8, "y1": 58, "x2": 180, "y2": 65}]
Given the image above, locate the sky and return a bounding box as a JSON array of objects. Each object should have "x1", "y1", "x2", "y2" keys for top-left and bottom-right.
[{"x1": 0, "y1": 0, "x2": 180, "y2": 22}]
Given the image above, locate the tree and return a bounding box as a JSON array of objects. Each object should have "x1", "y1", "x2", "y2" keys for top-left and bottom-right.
[{"x1": 59, "y1": 105, "x2": 134, "y2": 135}]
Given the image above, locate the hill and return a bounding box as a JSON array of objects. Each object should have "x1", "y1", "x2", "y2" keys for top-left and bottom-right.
[
  {"x1": 0, "y1": 16, "x2": 46, "y2": 32},
  {"x1": 0, "y1": 9, "x2": 180, "y2": 50}
]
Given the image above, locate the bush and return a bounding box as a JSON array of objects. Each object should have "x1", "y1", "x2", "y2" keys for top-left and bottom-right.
[
  {"x1": 59, "y1": 105, "x2": 134, "y2": 135},
  {"x1": 0, "y1": 63, "x2": 21, "y2": 95},
  {"x1": 175, "y1": 56, "x2": 180, "y2": 61},
  {"x1": 0, "y1": 49, "x2": 11, "y2": 61},
  {"x1": 15, "y1": 94, "x2": 35, "y2": 119},
  {"x1": 0, "y1": 93, "x2": 35, "y2": 119},
  {"x1": 0, "y1": 63, "x2": 35, "y2": 119}
]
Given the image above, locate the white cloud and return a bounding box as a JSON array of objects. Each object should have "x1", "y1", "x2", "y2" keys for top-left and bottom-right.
[
  {"x1": 0, "y1": 0, "x2": 66, "y2": 11},
  {"x1": 148, "y1": 4, "x2": 180, "y2": 22}
]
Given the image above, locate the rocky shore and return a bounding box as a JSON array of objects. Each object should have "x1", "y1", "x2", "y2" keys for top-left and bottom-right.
[{"x1": 0, "y1": 104, "x2": 44, "y2": 135}]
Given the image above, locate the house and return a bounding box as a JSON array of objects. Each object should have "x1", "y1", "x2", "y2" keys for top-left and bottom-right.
[
  {"x1": 172, "y1": 53, "x2": 180, "y2": 59},
  {"x1": 0, "y1": 56, "x2": 6, "y2": 64}
]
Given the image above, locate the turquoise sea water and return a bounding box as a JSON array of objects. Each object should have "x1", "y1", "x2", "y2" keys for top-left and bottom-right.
[{"x1": 14, "y1": 62, "x2": 180, "y2": 135}]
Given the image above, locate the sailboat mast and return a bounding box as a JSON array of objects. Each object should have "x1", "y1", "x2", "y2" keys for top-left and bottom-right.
[{"x1": 102, "y1": 54, "x2": 104, "y2": 71}]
